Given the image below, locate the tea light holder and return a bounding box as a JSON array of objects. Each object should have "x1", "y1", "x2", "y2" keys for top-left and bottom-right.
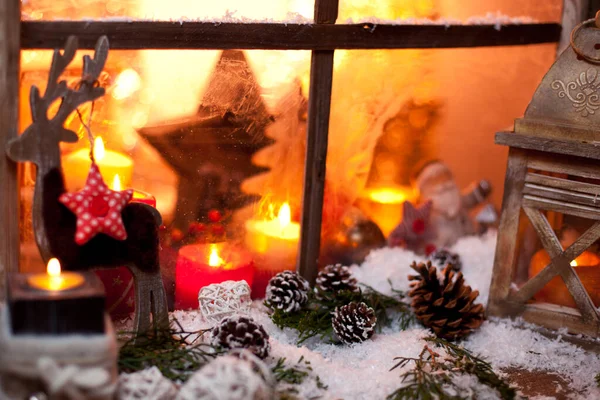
[{"x1": 0, "y1": 271, "x2": 117, "y2": 399}]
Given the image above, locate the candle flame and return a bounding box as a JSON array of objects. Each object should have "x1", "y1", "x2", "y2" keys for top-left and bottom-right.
[
  {"x1": 47, "y1": 258, "x2": 61, "y2": 277},
  {"x1": 571, "y1": 260, "x2": 578, "y2": 267},
  {"x1": 112, "y1": 174, "x2": 122, "y2": 191},
  {"x1": 208, "y1": 244, "x2": 224, "y2": 267},
  {"x1": 368, "y1": 187, "x2": 411, "y2": 204},
  {"x1": 278, "y1": 203, "x2": 291, "y2": 229},
  {"x1": 93, "y1": 137, "x2": 106, "y2": 161}
]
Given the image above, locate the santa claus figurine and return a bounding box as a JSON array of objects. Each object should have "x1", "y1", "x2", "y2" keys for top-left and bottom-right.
[{"x1": 412, "y1": 160, "x2": 491, "y2": 248}]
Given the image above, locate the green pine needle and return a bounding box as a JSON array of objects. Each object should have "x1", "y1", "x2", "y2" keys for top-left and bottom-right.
[
  {"x1": 272, "y1": 356, "x2": 328, "y2": 399},
  {"x1": 118, "y1": 319, "x2": 223, "y2": 382},
  {"x1": 387, "y1": 336, "x2": 517, "y2": 400},
  {"x1": 269, "y1": 282, "x2": 414, "y2": 344}
]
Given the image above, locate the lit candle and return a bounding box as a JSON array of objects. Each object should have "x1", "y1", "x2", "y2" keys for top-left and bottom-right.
[
  {"x1": 244, "y1": 203, "x2": 300, "y2": 297},
  {"x1": 357, "y1": 186, "x2": 417, "y2": 237},
  {"x1": 529, "y1": 248, "x2": 600, "y2": 308},
  {"x1": 174, "y1": 243, "x2": 254, "y2": 310},
  {"x1": 63, "y1": 137, "x2": 133, "y2": 192},
  {"x1": 28, "y1": 258, "x2": 84, "y2": 291}
]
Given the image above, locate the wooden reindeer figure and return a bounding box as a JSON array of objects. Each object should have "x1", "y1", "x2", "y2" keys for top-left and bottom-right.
[{"x1": 6, "y1": 36, "x2": 168, "y2": 334}]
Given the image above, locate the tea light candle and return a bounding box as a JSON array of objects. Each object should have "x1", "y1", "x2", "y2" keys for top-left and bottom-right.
[
  {"x1": 63, "y1": 137, "x2": 133, "y2": 192},
  {"x1": 244, "y1": 203, "x2": 300, "y2": 297},
  {"x1": 28, "y1": 258, "x2": 84, "y2": 291},
  {"x1": 357, "y1": 186, "x2": 417, "y2": 237},
  {"x1": 7, "y1": 259, "x2": 106, "y2": 335},
  {"x1": 175, "y1": 243, "x2": 254, "y2": 310},
  {"x1": 112, "y1": 174, "x2": 156, "y2": 208}
]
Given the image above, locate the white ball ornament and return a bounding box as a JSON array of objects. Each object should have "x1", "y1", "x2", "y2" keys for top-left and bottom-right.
[
  {"x1": 117, "y1": 367, "x2": 177, "y2": 400},
  {"x1": 198, "y1": 280, "x2": 252, "y2": 325},
  {"x1": 176, "y1": 353, "x2": 273, "y2": 400}
]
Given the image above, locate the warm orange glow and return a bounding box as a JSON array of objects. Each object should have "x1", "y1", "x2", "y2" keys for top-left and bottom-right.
[
  {"x1": 278, "y1": 203, "x2": 292, "y2": 228},
  {"x1": 208, "y1": 244, "x2": 225, "y2": 267},
  {"x1": 571, "y1": 260, "x2": 578, "y2": 267},
  {"x1": 28, "y1": 258, "x2": 84, "y2": 291},
  {"x1": 113, "y1": 69, "x2": 141, "y2": 100},
  {"x1": 47, "y1": 257, "x2": 61, "y2": 276},
  {"x1": 368, "y1": 187, "x2": 412, "y2": 204},
  {"x1": 93, "y1": 136, "x2": 106, "y2": 161},
  {"x1": 112, "y1": 174, "x2": 122, "y2": 191}
]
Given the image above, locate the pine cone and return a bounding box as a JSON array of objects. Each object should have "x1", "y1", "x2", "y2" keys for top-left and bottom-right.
[
  {"x1": 211, "y1": 315, "x2": 270, "y2": 359},
  {"x1": 428, "y1": 249, "x2": 462, "y2": 271},
  {"x1": 315, "y1": 264, "x2": 359, "y2": 298},
  {"x1": 265, "y1": 270, "x2": 310, "y2": 313},
  {"x1": 408, "y1": 261, "x2": 484, "y2": 340},
  {"x1": 332, "y1": 301, "x2": 377, "y2": 344}
]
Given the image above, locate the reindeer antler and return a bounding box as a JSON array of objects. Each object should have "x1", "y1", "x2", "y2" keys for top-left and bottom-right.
[{"x1": 54, "y1": 36, "x2": 109, "y2": 124}]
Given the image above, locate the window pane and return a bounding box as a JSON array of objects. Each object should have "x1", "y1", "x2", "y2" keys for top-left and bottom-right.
[
  {"x1": 22, "y1": 0, "x2": 314, "y2": 22},
  {"x1": 320, "y1": 44, "x2": 556, "y2": 267},
  {"x1": 19, "y1": 48, "x2": 310, "y2": 315},
  {"x1": 338, "y1": 0, "x2": 563, "y2": 23}
]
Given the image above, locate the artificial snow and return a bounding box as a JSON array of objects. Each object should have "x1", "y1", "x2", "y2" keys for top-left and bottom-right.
[
  {"x1": 117, "y1": 232, "x2": 600, "y2": 399},
  {"x1": 23, "y1": 10, "x2": 536, "y2": 30}
]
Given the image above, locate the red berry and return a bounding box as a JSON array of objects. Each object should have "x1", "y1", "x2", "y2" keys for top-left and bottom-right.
[
  {"x1": 412, "y1": 219, "x2": 426, "y2": 235},
  {"x1": 208, "y1": 209, "x2": 222, "y2": 223},
  {"x1": 171, "y1": 228, "x2": 184, "y2": 242},
  {"x1": 188, "y1": 222, "x2": 206, "y2": 235},
  {"x1": 425, "y1": 244, "x2": 437, "y2": 256},
  {"x1": 211, "y1": 224, "x2": 225, "y2": 236}
]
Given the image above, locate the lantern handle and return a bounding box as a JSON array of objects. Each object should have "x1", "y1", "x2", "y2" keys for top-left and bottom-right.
[{"x1": 570, "y1": 12, "x2": 600, "y2": 64}]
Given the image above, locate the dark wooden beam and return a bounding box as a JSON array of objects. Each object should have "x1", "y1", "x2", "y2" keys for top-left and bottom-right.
[
  {"x1": 297, "y1": 0, "x2": 338, "y2": 284},
  {"x1": 0, "y1": 0, "x2": 20, "y2": 299},
  {"x1": 21, "y1": 21, "x2": 561, "y2": 50}
]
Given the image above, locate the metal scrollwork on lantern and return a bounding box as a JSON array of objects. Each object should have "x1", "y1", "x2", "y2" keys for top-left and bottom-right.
[{"x1": 489, "y1": 13, "x2": 600, "y2": 339}]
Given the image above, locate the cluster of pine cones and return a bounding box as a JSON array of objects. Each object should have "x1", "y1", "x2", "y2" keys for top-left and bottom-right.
[{"x1": 266, "y1": 265, "x2": 378, "y2": 345}]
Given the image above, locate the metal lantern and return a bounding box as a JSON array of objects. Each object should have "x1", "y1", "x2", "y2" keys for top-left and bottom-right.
[{"x1": 488, "y1": 15, "x2": 600, "y2": 338}]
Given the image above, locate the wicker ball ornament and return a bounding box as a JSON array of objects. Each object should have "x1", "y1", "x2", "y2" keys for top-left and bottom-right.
[
  {"x1": 428, "y1": 249, "x2": 462, "y2": 271},
  {"x1": 176, "y1": 354, "x2": 272, "y2": 400},
  {"x1": 315, "y1": 264, "x2": 358, "y2": 298},
  {"x1": 211, "y1": 315, "x2": 270, "y2": 359},
  {"x1": 408, "y1": 261, "x2": 484, "y2": 340},
  {"x1": 332, "y1": 301, "x2": 377, "y2": 344},
  {"x1": 265, "y1": 271, "x2": 310, "y2": 313},
  {"x1": 198, "y1": 280, "x2": 252, "y2": 326},
  {"x1": 118, "y1": 366, "x2": 177, "y2": 400}
]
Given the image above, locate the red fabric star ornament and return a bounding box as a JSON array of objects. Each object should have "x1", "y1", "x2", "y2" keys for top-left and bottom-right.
[{"x1": 59, "y1": 162, "x2": 133, "y2": 245}]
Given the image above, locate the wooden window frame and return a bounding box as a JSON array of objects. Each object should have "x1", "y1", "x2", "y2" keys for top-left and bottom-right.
[{"x1": 0, "y1": 0, "x2": 569, "y2": 296}]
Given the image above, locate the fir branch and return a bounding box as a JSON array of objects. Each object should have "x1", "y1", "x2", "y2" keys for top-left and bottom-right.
[
  {"x1": 118, "y1": 319, "x2": 222, "y2": 382},
  {"x1": 270, "y1": 284, "x2": 413, "y2": 344},
  {"x1": 387, "y1": 337, "x2": 517, "y2": 400},
  {"x1": 272, "y1": 356, "x2": 328, "y2": 399}
]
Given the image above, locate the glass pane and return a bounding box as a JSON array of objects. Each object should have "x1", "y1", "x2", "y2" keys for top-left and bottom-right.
[
  {"x1": 22, "y1": 0, "x2": 314, "y2": 22},
  {"x1": 19, "y1": 48, "x2": 310, "y2": 316},
  {"x1": 320, "y1": 44, "x2": 556, "y2": 267},
  {"x1": 521, "y1": 209, "x2": 600, "y2": 309},
  {"x1": 338, "y1": 0, "x2": 563, "y2": 23}
]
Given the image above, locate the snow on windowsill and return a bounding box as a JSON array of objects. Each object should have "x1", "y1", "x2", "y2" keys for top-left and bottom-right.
[{"x1": 22, "y1": 11, "x2": 539, "y2": 31}]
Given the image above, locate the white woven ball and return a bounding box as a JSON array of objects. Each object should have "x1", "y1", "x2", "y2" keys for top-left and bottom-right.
[
  {"x1": 198, "y1": 280, "x2": 252, "y2": 325},
  {"x1": 118, "y1": 367, "x2": 177, "y2": 400},
  {"x1": 176, "y1": 355, "x2": 272, "y2": 400}
]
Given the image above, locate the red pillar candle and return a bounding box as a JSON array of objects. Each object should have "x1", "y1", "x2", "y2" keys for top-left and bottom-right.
[
  {"x1": 131, "y1": 189, "x2": 156, "y2": 207},
  {"x1": 175, "y1": 243, "x2": 254, "y2": 310}
]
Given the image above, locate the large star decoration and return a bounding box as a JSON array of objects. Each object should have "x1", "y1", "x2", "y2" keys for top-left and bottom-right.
[
  {"x1": 388, "y1": 200, "x2": 436, "y2": 255},
  {"x1": 59, "y1": 162, "x2": 133, "y2": 245}
]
